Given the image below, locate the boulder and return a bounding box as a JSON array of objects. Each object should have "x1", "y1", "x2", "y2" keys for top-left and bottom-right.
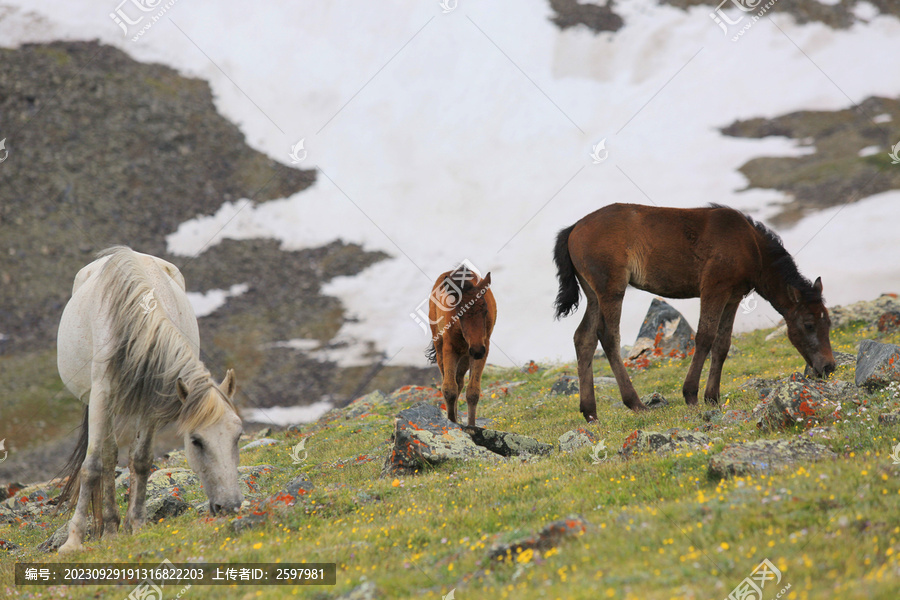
[
  {"x1": 488, "y1": 515, "x2": 590, "y2": 562},
  {"x1": 0, "y1": 539, "x2": 21, "y2": 552},
  {"x1": 550, "y1": 375, "x2": 579, "y2": 396},
  {"x1": 626, "y1": 298, "x2": 695, "y2": 364},
  {"x1": 641, "y1": 392, "x2": 670, "y2": 409},
  {"x1": 558, "y1": 427, "x2": 601, "y2": 453},
  {"x1": 462, "y1": 427, "x2": 553, "y2": 457},
  {"x1": 708, "y1": 439, "x2": 836, "y2": 479},
  {"x1": 382, "y1": 402, "x2": 499, "y2": 475},
  {"x1": 620, "y1": 428, "x2": 710, "y2": 458},
  {"x1": 830, "y1": 294, "x2": 900, "y2": 329},
  {"x1": 878, "y1": 311, "x2": 900, "y2": 333},
  {"x1": 752, "y1": 373, "x2": 852, "y2": 431},
  {"x1": 856, "y1": 340, "x2": 900, "y2": 391},
  {"x1": 146, "y1": 489, "x2": 189, "y2": 521},
  {"x1": 37, "y1": 523, "x2": 73, "y2": 553}
]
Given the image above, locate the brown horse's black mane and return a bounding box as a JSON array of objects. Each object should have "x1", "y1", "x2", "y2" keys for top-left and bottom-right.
[{"x1": 708, "y1": 203, "x2": 822, "y2": 303}]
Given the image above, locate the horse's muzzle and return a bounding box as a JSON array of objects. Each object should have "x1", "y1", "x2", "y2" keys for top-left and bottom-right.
[{"x1": 805, "y1": 362, "x2": 836, "y2": 378}]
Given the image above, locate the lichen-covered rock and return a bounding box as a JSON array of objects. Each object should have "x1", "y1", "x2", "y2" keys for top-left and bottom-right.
[
  {"x1": 831, "y1": 294, "x2": 900, "y2": 329},
  {"x1": 37, "y1": 523, "x2": 73, "y2": 553},
  {"x1": 462, "y1": 427, "x2": 552, "y2": 457},
  {"x1": 382, "y1": 402, "x2": 499, "y2": 476},
  {"x1": 344, "y1": 390, "x2": 391, "y2": 419},
  {"x1": 752, "y1": 373, "x2": 852, "y2": 431},
  {"x1": 147, "y1": 468, "x2": 201, "y2": 499},
  {"x1": 641, "y1": 392, "x2": 670, "y2": 409},
  {"x1": 558, "y1": 427, "x2": 601, "y2": 453},
  {"x1": 620, "y1": 428, "x2": 710, "y2": 458},
  {"x1": 550, "y1": 375, "x2": 579, "y2": 395},
  {"x1": 146, "y1": 489, "x2": 189, "y2": 522},
  {"x1": 488, "y1": 515, "x2": 590, "y2": 562},
  {"x1": 856, "y1": 340, "x2": 900, "y2": 391},
  {"x1": 878, "y1": 311, "x2": 900, "y2": 333},
  {"x1": 0, "y1": 539, "x2": 21, "y2": 552},
  {"x1": 388, "y1": 385, "x2": 444, "y2": 407},
  {"x1": 625, "y1": 298, "x2": 695, "y2": 367},
  {"x1": 708, "y1": 439, "x2": 836, "y2": 479}
]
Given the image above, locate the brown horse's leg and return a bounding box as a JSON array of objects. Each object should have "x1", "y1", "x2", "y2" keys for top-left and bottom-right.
[
  {"x1": 465, "y1": 349, "x2": 487, "y2": 427},
  {"x1": 441, "y1": 345, "x2": 461, "y2": 423},
  {"x1": 682, "y1": 295, "x2": 728, "y2": 406},
  {"x1": 573, "y1": 293, "x2": 602, "y2": 422},
  {"x1": 596, "y1": 292, "x2": 646, "y2": 412},
  {"x1": 703, "y1": 300, "x2": 740, "y2": 404}
]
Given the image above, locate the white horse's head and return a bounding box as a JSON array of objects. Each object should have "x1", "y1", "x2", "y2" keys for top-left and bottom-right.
[{"x1": 177, "y1": 369, "x2": 244, "y2": 516}]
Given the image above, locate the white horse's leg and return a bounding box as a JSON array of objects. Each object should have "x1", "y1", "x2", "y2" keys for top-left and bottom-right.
[
  {"x1": 59, "y1": 378, "x2": 110, "y2": 554},
  {"x1": 123, "y1": 423, "x2": 155, "y2": 534},
  {"x1": 100, "y1": 427, "x2": 120, "y2": 537}
]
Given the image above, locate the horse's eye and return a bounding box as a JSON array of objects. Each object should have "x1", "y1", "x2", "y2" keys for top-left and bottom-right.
[
  {"x1": 804, "y1": 323, "x2": 815, "y2": 333},
  {"x1": 191, "y1": 437, "x2": 204, "y2": 450}
]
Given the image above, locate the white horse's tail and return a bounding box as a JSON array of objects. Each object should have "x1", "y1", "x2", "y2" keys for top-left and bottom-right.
[{"x1": 54, "y1": 405, "x2": 90, "y2": 513}]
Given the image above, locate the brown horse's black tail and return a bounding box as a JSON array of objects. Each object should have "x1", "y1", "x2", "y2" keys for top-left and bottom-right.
[
  {"x1": 425, "y1": 341, "x2": 437, "y2": 364},
  {"x1": 54, "y1": 405, "x2": 89, "y2": 513},
  {"x1": 554, "y1": 224, "x2": 581, "y2": 318}
]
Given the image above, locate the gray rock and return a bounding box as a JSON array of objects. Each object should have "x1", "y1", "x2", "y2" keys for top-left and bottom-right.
[
  {"x1": 283, "y1": 474, "x2": 314, "y2": 499},
  {"x1": 641, "y1": 392, "x2": 670, "y2": 409},
  {"x1": 627, "y1": 298, "x2": 695, "y2": 361},
  {"x1": 241, "y1": 437, "x2": 279, "y2": 450},
  {"x1": 231, "y1": 512, "x2": 268, "y2": 534},
  {"x1": 620, "y1": 428, "x2": 710, "y2": 458},
  {"x1": 146, "y1": 489, "x2": 189, "y2": 521},
  {"x1": 382, "y1": 402, "x2": 499, "y2": 476},
  {"x1": 708, "y1": 439, "x2": 836, "y2": 479},
  {"x1": 830, "y1": 294, "x2": 900, "y2": 329},
  {"x1": 488, "y1": 515, "x2": 590, "y2": 562},
  {"x1": 558, "y1": 427, "x2": 601, "y2": 453},
  {"x1": 593, "y1": 376, "x2": 617, "y2": 386},
  {"x1": 37, "y1": 523, "x2": 71, "y2": 553},
  {"x1": 834, "y1": 351, "x2": 856, "y2": 367},
  {"x1": 752, "y1": 373, "x2": 852, "y2": 431},
  {"x1": 856, "y1": 340, "x2": 900, "y2": 391},
  {"x1": 0, "y1": 539, "x2": 21, "y2": 552},
  {"x1": 550, "y1": 375, "x2": 579, "y2": 396},
  {"x1": 878, "y1": 311, "x2": 900, "y2": 333},
  {"x1": 462, "y1": 427, "x2": 552, "y2": 457}
]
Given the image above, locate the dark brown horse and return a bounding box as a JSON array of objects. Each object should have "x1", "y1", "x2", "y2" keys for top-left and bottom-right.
[
  {"x1": 554, "y1": 203, "x2": 835, "y2": 421},
  {"x1": 426, "y1": 266, "x2": 497, "y2": 426}
]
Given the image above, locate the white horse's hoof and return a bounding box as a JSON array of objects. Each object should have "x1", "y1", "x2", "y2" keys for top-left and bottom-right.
[{"x1": 58, "y1": 541, "x2": 84, "y2": 555}]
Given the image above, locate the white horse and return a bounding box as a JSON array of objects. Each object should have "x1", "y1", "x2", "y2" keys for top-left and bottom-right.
[{"x1": 56, "y1": 247, "x2": 243, "y2": 554}]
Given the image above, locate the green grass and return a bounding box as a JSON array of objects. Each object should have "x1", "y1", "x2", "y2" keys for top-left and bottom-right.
[{"x1": 2, "y1": 323, "x2": 900, "y2": 599}]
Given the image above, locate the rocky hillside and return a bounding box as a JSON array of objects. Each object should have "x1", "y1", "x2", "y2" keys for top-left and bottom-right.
[
  {"x1": 2, "y1": 296, "x2": 899, "y2": 599},
  {"x1": 0, "y1": 41, "x2": 437, "y2": 482}
]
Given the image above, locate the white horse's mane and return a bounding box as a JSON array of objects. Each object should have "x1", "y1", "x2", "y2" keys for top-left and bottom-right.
[{"x1": 96, "y1": 247, "x2": 234, "y2": 434}]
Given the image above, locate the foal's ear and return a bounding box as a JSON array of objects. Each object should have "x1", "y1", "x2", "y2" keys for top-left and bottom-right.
[
  {"x1": 788, "y1": 286, "x2": 802, "y2": 304},
  {"x1": 176, "y1": 378, "x2": 189, "y2": 404},
  {"x1": 480, "y1": 272, "x2": 491, "y2": 288},
  {"x1": 813, "y1": 277, "x2": 823, "y2": 294},
  {"x1": 221, "y1": 369, "x2": 237, "y2": 398}
]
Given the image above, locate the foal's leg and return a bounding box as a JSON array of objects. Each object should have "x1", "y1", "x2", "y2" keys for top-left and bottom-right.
[
  {"x1": 124, "y1": 423, "x2": 155, "y2": 534},
  {"x1": 465, "y1": 347, "x2": 488, "y2": 427},
  {"x1": 682, "y1": 295, "x2": 728, "y2": 406},
  {"x1": 441, "y1": 344, "x2": 462, "y2": 423},
  {"x1": 59, "y1": 381, "x2": 109, "y2": 554},
  {"x1": 596, "y1": 291, "x2": 646, "y2": 412},
  {"x1": 703, "y1": 300, "x2": 740, "y2": 404},
  {"x1": 100, "y1": 427, "x2": 120, "y2": 538}
]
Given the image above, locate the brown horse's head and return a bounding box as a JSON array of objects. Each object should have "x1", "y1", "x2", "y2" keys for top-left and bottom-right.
[
  {"x1": 783, "y1": 276, "x2": 835, "y2": 378},
  {"x1": 456, "y1": 272, "x2": 492, "y2": 360}
]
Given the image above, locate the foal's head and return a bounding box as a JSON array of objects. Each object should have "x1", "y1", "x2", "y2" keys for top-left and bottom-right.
[
  {"x1": 177, "y1": 369, "x2": 244, "y2": 516},
  {"x1": 783, "y1": 277, "x2": 835, "y2": 378},
  {"x1": 454, "y1": 272, "x2": 492, "y2": 360}
]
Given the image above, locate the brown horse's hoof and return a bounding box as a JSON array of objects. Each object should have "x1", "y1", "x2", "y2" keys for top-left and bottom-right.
[{"x1": 627, "y1": 402, "x2": 649, "y2": 412}]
